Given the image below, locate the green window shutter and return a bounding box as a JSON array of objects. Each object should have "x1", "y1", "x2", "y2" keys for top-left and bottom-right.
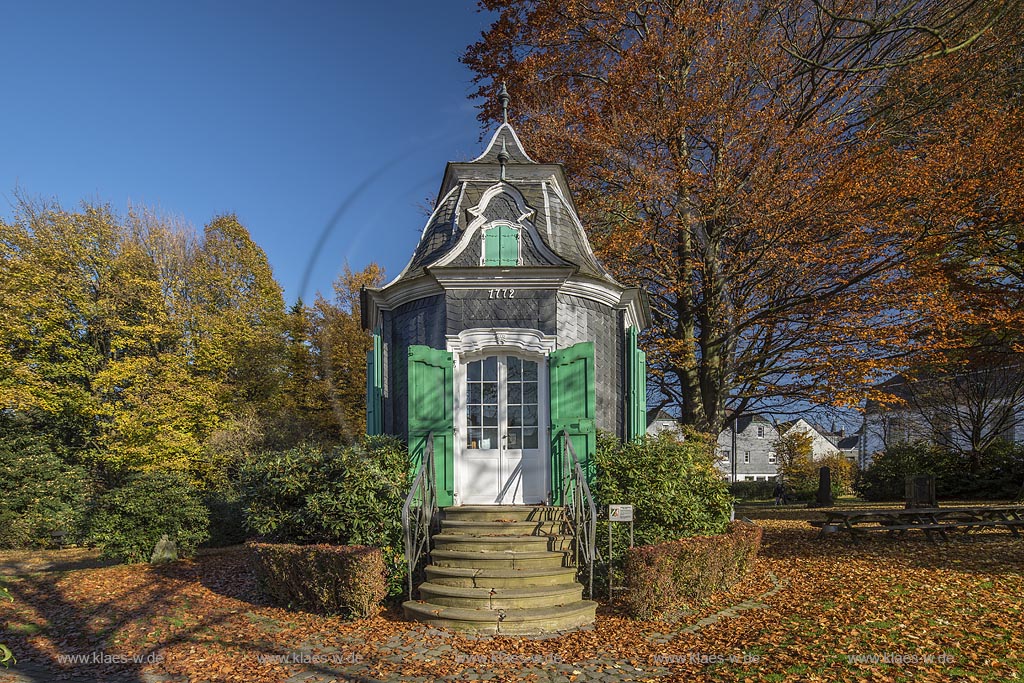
[
  {"x1": 484, "y1": 227, "x2": 502, "y2": 266},
  {"x1": 407, "y1": 345, "x2": 454, "y2": 507},
  {"x1": 627, "y1": 326, "x2": 647, "y2": 442},
  {"x1": 499, "y1": 226, "x2": 519, "y2": 265},
  {"x1": 365, "y1": 331, "x2": 383, "y2": 435},
  {"x1": 484, "y1": 224, "x2": 519, "y2": 266},
  {"x1": 549, "y1": 342, "x2": 596, "y2": 504}
]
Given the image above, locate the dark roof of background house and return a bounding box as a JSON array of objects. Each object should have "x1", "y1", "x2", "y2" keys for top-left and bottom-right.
[{"x1": 836, "y1": 434, "x2": 860, "y2": 450}]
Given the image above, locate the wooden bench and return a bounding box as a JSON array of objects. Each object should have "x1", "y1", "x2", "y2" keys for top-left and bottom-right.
[
  {"x1": 945, "y1": 518, "x2": 1024, "y2": 537},
  {"x1": 849, "y1": 523, "x2": 950, "y2": 542}
]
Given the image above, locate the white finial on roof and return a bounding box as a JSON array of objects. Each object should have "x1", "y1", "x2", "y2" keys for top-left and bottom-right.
[
  {"x1": 497, "y1": 82, "x2": 510, "y2": 124},
  {"x1": 498, "y1": 138, "x2": 509, "y2": 180}
]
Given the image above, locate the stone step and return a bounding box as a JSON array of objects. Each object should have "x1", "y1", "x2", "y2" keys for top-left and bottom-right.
[
  {"x1": 406, "y1": 505, "x2": 593, "y2": 635},
  {"x1": 417, "y1": 582, "x2": 584, "y2": 609},
  {"x1": 432, "y1": 534, "x2": 553, "y2": 553},
  {"x1": 424, "y1": 565, "x2": 579, "y2": 589},
  {"x1": 402, "y1": 600, "x2": 597, "y2": 636},
  {"x1": 548, "y1": 534, "x2": 575, "y2": 552},
  {"x1": 430, "y1": 549, "x2": 568, "y2": 570},
  {"x1": 440, "y1": 519, "x2": 564, "y2": 536},
  {"x1": 443, "y1": 505, "x2": 565, "y2": 523}
]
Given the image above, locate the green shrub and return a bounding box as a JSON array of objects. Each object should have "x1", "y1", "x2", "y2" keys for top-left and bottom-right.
[
  {"x1": 855, "y1": 441, "x2": 944, "y2": 501},
  {"x1": 240, "y1": 435, "x2": 408, "y2": 597},
  {"x1": 623, "y1": 520, "x2": 763, "y2": 620},
  {"x1": 729, "y1": 479, "x2": 778, "y2": 501},
  {"x1": 594, "y1": 430, "x2": 732, "y2": 545},
  {"x1": 857, "y1": 440, "x2": 1024, "y2": 501},
  {"x1": 944, "y1": 441, "x2": 1024, "y2": 499},
  {"x1": 781, "y1": 452, "x2": 856, "y2": 501},
  {"x1": 202, "y1": 488, "x2": 247, "y2": 548},
  {"x1": 248, "y1": 542, "x2": 386, "y2": 618},
  {"x1": 85, "y1": 470, "x2": 210, "y2": 563},
  {"x1": 775, "y1": 431, "x2": 856, "y2": 501},
  {"x1": 0, "y1": 433, "x2": 89, "y2": 549}
]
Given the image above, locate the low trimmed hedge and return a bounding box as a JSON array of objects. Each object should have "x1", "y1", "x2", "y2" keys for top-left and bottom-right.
[
  {"x1": 249, "y1": 542, "x2": 386, "y2": 618},
  {"x1": 729, "y1": 479, "x2": 777, "y2": 502},
  {"x1": 623, "y1": 520, "x2": 763, "y2": 620}
]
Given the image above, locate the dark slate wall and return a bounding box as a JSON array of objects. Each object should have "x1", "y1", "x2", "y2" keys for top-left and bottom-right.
[
  {"x1": 446, "y1": 289, "x2": 557, "y2": 336},
  {"x1": 556, "y1": 293, "x2": 624, "y2": 437},
  {"x1": 383, "y1": 289, "x2": 625, "y2": 440},
  {"x1": 382, "y1": 295, "x2": 446, "y2": 439}
]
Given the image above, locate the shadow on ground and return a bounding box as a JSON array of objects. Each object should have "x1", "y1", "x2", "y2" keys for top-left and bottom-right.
[{"x1": 0, "y1": 549, "x2": 118, "y2": 577}]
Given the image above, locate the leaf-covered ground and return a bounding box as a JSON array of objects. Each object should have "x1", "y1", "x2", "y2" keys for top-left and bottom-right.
[{"x1": 1, "y1": 514, "x2": 1022, "y2": 683}]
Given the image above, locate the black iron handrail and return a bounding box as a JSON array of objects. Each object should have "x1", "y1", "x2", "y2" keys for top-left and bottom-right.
[
  {"x1": 401, "y1": 433, "x2": 437, "y2": 601},
  {"x1": 561, "y1": 430, "x2": 597, "y2": 598}
]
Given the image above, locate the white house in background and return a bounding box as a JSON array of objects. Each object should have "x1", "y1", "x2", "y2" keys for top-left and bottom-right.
[
  {"x1": 646, "y1": 410, "x2": 683, "y2": 439},
  {"x1": 782, "y1": 419, "x2": 860, "y2": 462},
  {"x1": 648, "y1": 412, "x2": 863, "y2": 482},
  {"x1": 860, "y1": 371, "x2": 1024, "y2": 468}
]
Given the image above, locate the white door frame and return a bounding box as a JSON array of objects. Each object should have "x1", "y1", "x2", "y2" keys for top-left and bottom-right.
[{"x1": 447, "y1": 328, "x2": 556, "y2": 506}]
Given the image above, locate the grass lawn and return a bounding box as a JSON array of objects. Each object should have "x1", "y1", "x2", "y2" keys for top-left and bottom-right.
[{"x1": 1, "y1": 508, "x2": 1022, "y2": 682}]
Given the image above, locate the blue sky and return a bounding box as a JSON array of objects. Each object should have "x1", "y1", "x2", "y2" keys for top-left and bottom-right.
[{"x1": 0, "y1": 1, "x2": 497, "y2": 303}]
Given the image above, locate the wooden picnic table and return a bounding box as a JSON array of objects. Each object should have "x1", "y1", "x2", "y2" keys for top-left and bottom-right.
[
  {"x1": 930, "y1": 505, "x2": 1024, "y2": 538},
  {"x1": 815, "y1": 504, "x2": 1024, "y2": 543},
  {"x1": 818, "y1": 508, "x2": 950, "y2": 543}
]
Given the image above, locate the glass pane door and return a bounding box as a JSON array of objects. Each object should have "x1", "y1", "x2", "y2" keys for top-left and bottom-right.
[
  {"x1": 459, "y1": 354, "x2": 547, "y2": 504},
  {"x1": 466, "y1": 356, "x2": 498, "y2": 450}
]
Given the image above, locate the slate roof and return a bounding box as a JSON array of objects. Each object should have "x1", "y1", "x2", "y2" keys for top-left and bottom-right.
[
  {"x1": 471, "y1": 124, "x2": 535, "y2": 164},
  {"x1": 836, "y1": 434, "x2": 861, "y2": 450},
  {"x1": 388, "y1": 122, "x2": 616, "y2": 286},
  {"x1": 402, "y1": 186, "x2": 461, "y2": 277}
]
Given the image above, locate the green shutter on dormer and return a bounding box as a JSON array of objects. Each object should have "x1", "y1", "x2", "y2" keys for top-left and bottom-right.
[
  {"x1": 484, "y1": 224, "x2": 519, "y2": 266},
  {"x1": 499, "y1": 226, "x2": 519, "y2": 265}
]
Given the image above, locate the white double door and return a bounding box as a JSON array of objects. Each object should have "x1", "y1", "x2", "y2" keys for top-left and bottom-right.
[{"x1": 457, "y1": 353, "x2": 549, "y2": 505}]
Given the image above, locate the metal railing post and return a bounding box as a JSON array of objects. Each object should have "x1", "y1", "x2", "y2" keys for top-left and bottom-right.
[
  {"x1": 561, "y1": 430, "x2": 597, "y2": 599},
  {"x1": 401, "y1": 433, "x2": 436, "y2": 602}
]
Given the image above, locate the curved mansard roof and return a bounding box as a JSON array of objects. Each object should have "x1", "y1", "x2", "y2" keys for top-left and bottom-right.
[{"x1": 387, "y1": 123, "x2": 616, "y2": 286}]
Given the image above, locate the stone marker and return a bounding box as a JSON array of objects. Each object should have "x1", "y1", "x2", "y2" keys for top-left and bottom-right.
[
  {"x1": 815, "y1": 466, "x2": 833, "y2": 507},
  {"x1": 151, "y1": 534, "x2": 178, "y2": 564}
]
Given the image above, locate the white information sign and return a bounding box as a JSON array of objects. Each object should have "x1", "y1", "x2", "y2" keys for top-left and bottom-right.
[{"x1": 609, "y1": 504, "x2": 633, "y2": 522}]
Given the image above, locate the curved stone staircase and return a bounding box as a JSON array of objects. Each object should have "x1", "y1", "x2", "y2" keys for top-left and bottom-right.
[{"x1": 402, "y1": 505, "x2": 597, "y2": 635}]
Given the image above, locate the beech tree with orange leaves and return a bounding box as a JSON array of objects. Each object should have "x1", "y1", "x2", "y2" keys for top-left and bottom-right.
[
  {"x1": 464, "y1": 0, "x2": 1020, "y2": 433},
  {"x1": 852, "y1": 6, "x2": 1024, "y2": 460},
  {"x1": 880, "y1": 7, "x2": 1024, "y2": 353}
]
